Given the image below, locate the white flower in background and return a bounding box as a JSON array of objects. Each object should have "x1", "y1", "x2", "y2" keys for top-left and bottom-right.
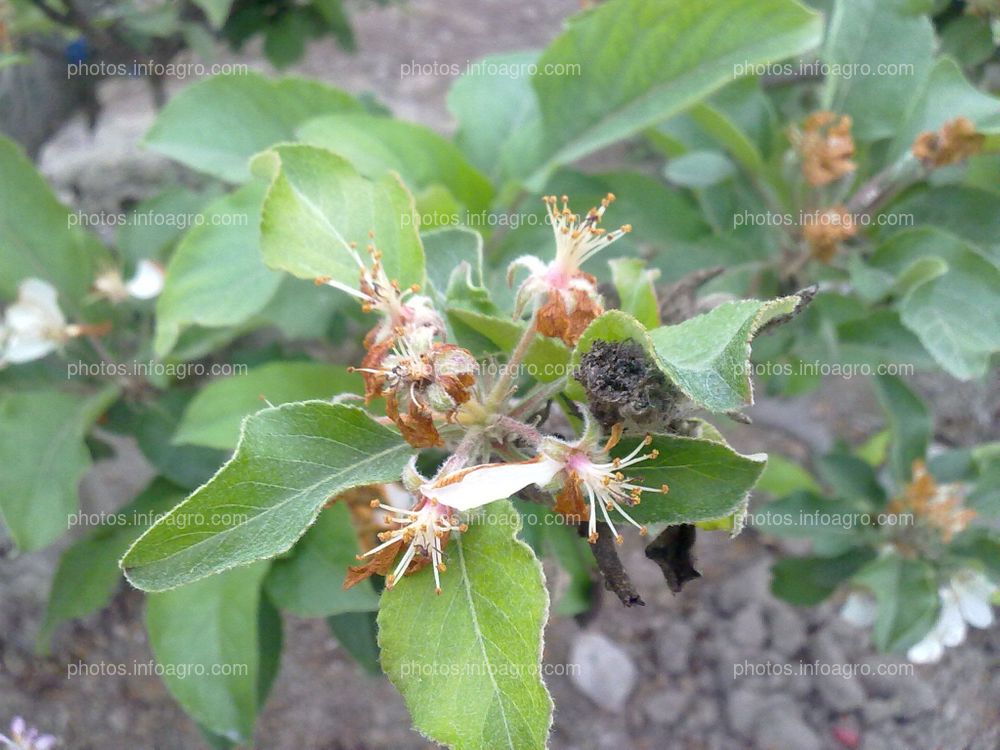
[
  {"x1": 840, "y1": 591, "x2": 878, "y2": 628},
  {"x1": 0, "y1": 278, "x2": 76, "y2": 365},
  {"x1": 93, "y1": 260, "x2": 165, "y2": 303},
  {"x1": 507, "y1": 193, "x2": 632, "y2": 345},
  {"x1": 0, "y1": 717, "x2": 57, "y2": 750},
  {"x1": 907, "y1": 570, "x2": 998, "y2": 664}
]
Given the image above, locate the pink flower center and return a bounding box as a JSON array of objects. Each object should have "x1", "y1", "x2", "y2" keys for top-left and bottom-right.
[
  {"x1": 543, "y1": 263, "x2": 570, "y2": 290},
  {"x1": 566, "y1": 451, "x2": 591, "y2": 472}
]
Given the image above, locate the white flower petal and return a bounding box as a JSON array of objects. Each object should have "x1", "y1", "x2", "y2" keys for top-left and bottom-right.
[
  {"x1": 907, "y1": 631, "x2": 944, "y2": 664},
  {"x1": 952, "y1": 573, "x2": 995, "y2": 629},
  {"x1": 936, "y1": 589, "x2": 967, "y2": 648},
  {"x1": 2, "y1": 334, "x2": 58, "y2": 364},
  {"x1": 17, "y1": 278, "x2": 61, "y2": 313},
  {"x1": 423, "y1": 456, "x2": 563, "y2": 511},
  {"x1": 6, "y1": 278, "x2": 66, "y2": 333},
  {"x1": 125, "y1": 260, "x2": 165, "y2": 299},
  {"x1": 1, "y1": 279, "x2": 70, "y2": 364},
  {"x1": 506, "y1": 254, "x2": 547, "y2": 283},
  {"x1": 840, "y1": 592, "x2": 878, "y2": 627},
  {"x1": 382, "y1": 482, "x2": 414, "y2": 509}
]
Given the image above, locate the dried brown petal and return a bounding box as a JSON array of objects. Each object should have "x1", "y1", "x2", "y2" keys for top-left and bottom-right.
[
  {"x1": 553, "y1": 472, "x2": 589, "y2": 527},
  {"x1": 796, "y1": 111, "x2": 857, "y2": 187},
  {"x1": 912, "y1": 117, "x2": 984, "y2": 168},
  {"x1": 536, "y1": 276, "x2": 603, "y2": 346},
  {"x1": 802, "y1": 206, "x2": 857, "y2": 263}
]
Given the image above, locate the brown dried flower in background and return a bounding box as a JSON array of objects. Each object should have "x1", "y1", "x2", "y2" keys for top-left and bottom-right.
[
  {"x1": 912, "y1": 117, "x2": 984, "y2": 168},
  {"x1": 793, "y1": 111, "x2": 857, "y2": 187},
  {"x1": 802, "y1": 206, "x2": 857, "y2": 262}
]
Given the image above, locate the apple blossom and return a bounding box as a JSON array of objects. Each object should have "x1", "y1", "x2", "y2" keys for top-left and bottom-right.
[{"x1": 508, "y1": 193, "x2": 631, "y2": 345}]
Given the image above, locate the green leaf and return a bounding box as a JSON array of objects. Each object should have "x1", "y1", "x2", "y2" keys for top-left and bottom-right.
[
  {"x1": 869, "y1": 228, "x2": 1000, "y2": 379},
  {"x1": 257, "y1": 594, "x2": 284, "y2": 705},
  {"x1": 254, "y1": 274, "x2": 348, "y2": 340},
  {"x1": 378, "y1": 500, "x2": 552, "y2": 750},
  {"x1": 0, "y1": 134, "x2": 110, "y2": 309},
  {"x1": 298, "y1": 114, "x2": 493, "y2": 213},
  {"x1": 175, "y1": 362, "x2": 364, "y2": 450},
  {"x1": 421, "y1": 227, "x2": 494, "y2": 313},
  {"x1": 648, "y1": 297, "x2": 800, "y2": 412},
  {"x1": 950, "y1": 531, "x2": 1000, "y2": 581},
  {"x1": 756, "y1": 454, "x2": 821, "y2": 496},
  {"x1": 753, "y1": 491, "x2": 873, "y2": 555},
  {"x1": 116, "y1": 186, "x2": 222, "y2": 265},
  {"x1": 686, "y1": 92, "x2": 767, "y2": 173},
  {"x1": 527, "y1": 0, "x2": 823, "y2": 185},
  {"x1": 871, "y1": 374, "x2": 930, "y2": 483},
  {"x1": 327, "y1": 610, "x2": 381, "y2": 675},
  {"x1": 263, "y1": 12, "x2": 307, "y2": 68},
  {"x1": 880, "y1": 187, "x2": 1000, "y2": 266},
  {"x1": 146, "y1": 562, "x2": 269, "y2": 742},
  {"x1": 771, "y1": 548, "x2": 875, "y2": 606},
  {"x1": 622, "y1": 434, "x2": 767, "y2": 525},
  {"x1": 108, "y1": 391, "x2": 229, "y2": 490},
  {"x1": 38, "y1": 479, "x2": 185, "y2": 652},
  {"x1": 514, "y1": 501, "x2": 594, "y2": 617},
  {"x1": 939, "y1": 16, "x2": 995, "y2": 69},
  {"x1": 899, "y1": 252, "x2": 1000, "y2": 379},
  {"x1": 313, "y1": 0, "x2": 355, "y2": 50},
  {"x1": 654, "y1": 76, "x2": 776, "y2": 161},
  {"x1": 264, "y1": 502, "x2": 379, "y2": 617},
  {"x1": 145, "y1": 73, "x2": 362, "y2": 182},
  {"x1": 121, "y1": 402, "x2": 415, "y2": 591},
  {"x1": 154, "y1": 181, "x2": 281, "y2": 356},
  {"x1": 820, "y1": 0, "x2": 935, "y2": 141},
  {"x1": 0, "y1": 386, "x2": 120, "y2": 551},
  {"x1": 255, "y1": 144, "x2": 424, "y2": 290},
  {"x1": 191, "y1": 0, "x2": 233, "y2": 28},
  {"x1": 856, "y1": 429, "x2": 891, "y2": 467},
  {"x1": 815, "y1": 452, "x2": 886, "y2": 506},
  {"x1": 852, "y1": 553, "x2": 940, "y2": 652},
  {"x1": 447, "y1": 51, "x2": 545, "y2": 184},
  {"x1": 664, "y1": 150, "x2": 736, "y2": 188},
  {"x1": 609, "y1": 258, "x2": 660, "y2": 329}
]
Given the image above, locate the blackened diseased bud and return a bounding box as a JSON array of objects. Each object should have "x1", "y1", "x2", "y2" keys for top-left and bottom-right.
[
  {"x1": 644, "y1": 524, "x2": 701, "y2": 593},
  {"x1": 575, "y1": 339, "x2": 682, "y2": 432}
]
